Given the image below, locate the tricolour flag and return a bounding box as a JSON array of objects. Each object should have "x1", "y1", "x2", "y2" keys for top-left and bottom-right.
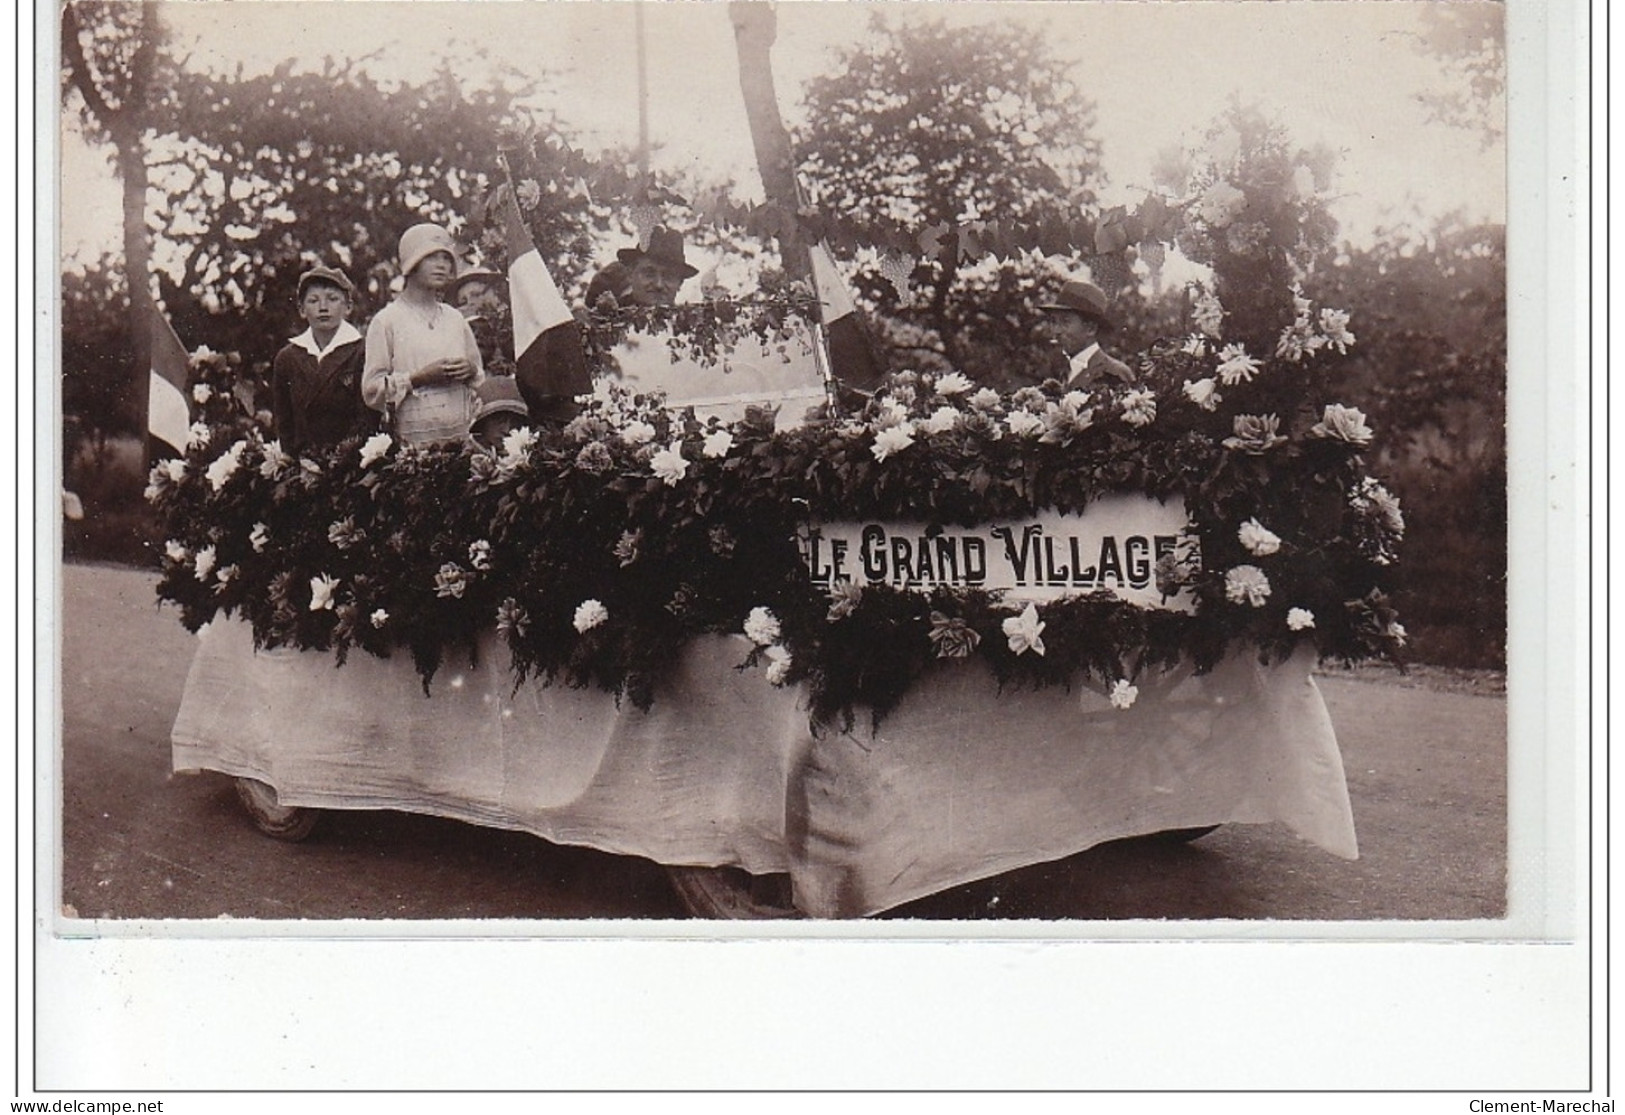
[
  {"x1": 148, "y1": 306, "x2": 192, "y2": 456},
  {"x1": 499, "y1": 187, "x2": 592, "y2": 425},
  {"x1": 809, "y1": 242, "x2": 886, "y2": 395}
]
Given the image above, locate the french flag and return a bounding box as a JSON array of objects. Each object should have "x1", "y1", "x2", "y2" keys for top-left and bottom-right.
[{"x1": 498, "y1": 188, "x2": 592, "y2": 424}]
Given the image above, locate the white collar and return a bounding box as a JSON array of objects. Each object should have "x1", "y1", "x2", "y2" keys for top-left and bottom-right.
[
  {"x1": 1068, "y1": 342, "x2": 1102, "y2": 379},
  {"x1": 290, "y1": 319, "x2": 362, "y2": 358}
]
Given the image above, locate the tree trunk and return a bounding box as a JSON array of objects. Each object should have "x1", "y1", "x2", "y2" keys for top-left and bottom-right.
[
  {"x1": 729, "y1": 2, "x2": 809, "y2": 280},
  {"x1": 114, "y1": 127, "x2": 153, "y2": 433}
]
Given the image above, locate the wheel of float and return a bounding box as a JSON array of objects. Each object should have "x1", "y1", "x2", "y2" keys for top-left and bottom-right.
[
  {"x1": 665, "y1": 865, "x2": 805, "y2": 920},
  {"x1": 234, "y1": 777, "x2": 321, "y2": 842}
]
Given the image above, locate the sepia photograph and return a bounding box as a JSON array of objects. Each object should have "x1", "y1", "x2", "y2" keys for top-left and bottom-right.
[{"x1": 37, "y1": 0, "x2": 1589, "y2": 1096}]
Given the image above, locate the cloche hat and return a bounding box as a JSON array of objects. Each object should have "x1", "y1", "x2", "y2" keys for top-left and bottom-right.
[{"x1": 397, "y1": 223, "x2": 458, "y2": 278}]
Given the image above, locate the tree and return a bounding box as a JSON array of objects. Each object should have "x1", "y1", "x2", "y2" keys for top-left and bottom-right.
[
  {"x1": 794, "y1": 14, "x2": 1103, "y2": 380},
  {"x1": 1413, "y1": 3, "x2": 1506, "y2": 148},
  {"x1": 61, "y1": 0, "x2": 164, "y2": 431}
]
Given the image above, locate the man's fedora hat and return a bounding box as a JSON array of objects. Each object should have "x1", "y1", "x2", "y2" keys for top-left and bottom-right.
[
  {"x1": 1038, "y1": 279, "x2": 1115, "y2": 332},
  {"x1": 616, "y1": 226, "x2": 700, "y2": 279}
]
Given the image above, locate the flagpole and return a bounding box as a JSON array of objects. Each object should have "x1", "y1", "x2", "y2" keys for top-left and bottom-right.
[{"x1": 635, "y1": 2, "x2": 650, "y2": 180}]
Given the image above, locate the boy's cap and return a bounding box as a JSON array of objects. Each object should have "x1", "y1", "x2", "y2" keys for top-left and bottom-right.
[
  {"x1": 448, "y1": 268, "x2": 505, "y2": 304},
  {"x1": 398, "y1": 223, "x2": 458, "y2": 278},
  {"x1": 469, "y1": 376, "x2": 530, "y2": 428},
  {"x1": 296, "y1": 265, "x2": 355, "y2": 300},
  {"x1": 1037, "y1": 279, "x2": 1115, "y2": 332}
]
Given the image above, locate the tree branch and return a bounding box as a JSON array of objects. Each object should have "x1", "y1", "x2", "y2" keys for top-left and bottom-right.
[{"x1": 61, "y1": 3, "x2": 116, "y2": 124}]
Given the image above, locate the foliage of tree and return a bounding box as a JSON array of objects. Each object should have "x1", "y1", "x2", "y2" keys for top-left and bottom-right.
[
  {"x1": 1413, "y1": 3, "x2": 1506, "y2": 148},
  {"x1": 793, "y1": 14, "x2": 1103, "y2": 380},
  {"x1": 61, "y1": 257, "x2": 137, "y2": 457}
]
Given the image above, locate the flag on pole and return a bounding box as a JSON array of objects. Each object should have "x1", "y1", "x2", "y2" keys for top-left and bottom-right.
[
  {"x1": 498, "y1": 187, "x2": 592, "y2": 425},
  {"x1": 148, "y1": 306, "x2": 192, "y2": 457},
  {"x1": 809, "y1": 242, "x2": 886, "y2": 394}
]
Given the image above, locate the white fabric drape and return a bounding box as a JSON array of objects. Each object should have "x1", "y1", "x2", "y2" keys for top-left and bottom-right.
[{"x1": 172, "y1": 618, "x2": 1356, "y2": 918}]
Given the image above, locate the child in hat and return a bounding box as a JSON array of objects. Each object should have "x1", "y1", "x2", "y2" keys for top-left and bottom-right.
[
  {"x1": 271, "y1": 265, "x2": 376, "y2": 456},
  {"x1": 362, "y1": 222, "x2": 485, "y2": 445},
  {"x1": 467, "y1": 376, "x2": 530, "y2": 453}
]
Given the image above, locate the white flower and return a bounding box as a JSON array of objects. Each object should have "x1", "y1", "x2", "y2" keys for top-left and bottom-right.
[
  {"x1": 164, "y1": 539, "x2": 188, "y2": 563},
  {"x1": 500, "y1": 425, "x2": 538, "y2": 468},
  {"x1": 619, "y1": 419, "x2": 657, "y2": 446},
  {"x1": 1318, "y1": 308, "x2": 1355, "y2": 353},
  {"x1": 573, "y1": 598, "x2": 609, "y2": 633},
  {"x1": 650, "y1": 442, "x2": 690, "y2": 486},
  {"x1": 1387, "y1": 621, "x2": 1408, "y2": 646},
  {"x1": 249, "y1": 522, "x2": 269, "y2": 553},
  {"x1": 969, "y1": 388, "x2": 1002, "y2": 413},
  {"x1": 1223, "y1": 565, "x2": 1272, "y2": 607},
  {"x1": 1121, "y1": 389, "x2": 1157, "y2": 428},
  {"x1": 1002, "y1": 602, "x2": 1046, "y2": 657},
  {"x1": 192, "y1": 383, "x2": 213, "y2": 404},
  {"x1": 933, "y1": 371, "x2": 972, "y2": 396},
  {"x1": 1182, "y1": 378, "x2": 1222, "y2": 412},
  {"x1": 162, "y1": 458, "x2": 188, "y2": 484},
  {"x1": 358, "y1": 432, "x2": 394, "y2": 468},
  {"x1": 872, "y1": 398, "x2": 911, "y2": 430},
  {"x1": 871, "y1": 424, "x2": 916, "y2": 462},
  {"x1": 468, "y1": 539, "x2": 492, "y2": 572},
  {"x1": 370, "y1": 609, "x2": 389, "y2": 629},
  {"x1": 1310, "y1": 404, "x2": 1374, "y2": 446},
  {"x1": 192, "y1": 545, "x2": 216, "y2": 582},
  {"x1": 1060, "y1": 390, "x2": 1092, "y2": 415},
  {"x1": 922, "y1": 406, "x2": 961, "y2": 435},
  {"x1": 258, "y1": 440, "x2": 293, "y2": 479},
  {"x1": 434, "y1": 564, "x2": 469, "y2": 599},
  {"x1": 1287, "y1": 608, "x2": 1316, "y2": 631},
  {"x1": 1290, "y1": 164, "x2": 1318, "y2": 200},
  {"x1": 1006, "y1": 410, "x2": 1045, "y2": 438},
  {"x1": 1215, "y1": 344, "x2": 1262, "y2": 385},
  {"x1": 764, "y1": 644, "x2": 793, "y2": 686},
  {"x1": 186, "y1": 422, "x2": 212, "y2": 449},
  {"x1": 1192, "y1": 291, "x2": 1225, "y2": 339},
  {"x1": 1109, "y1": 679, "x2": 1139, "y2": 710},
  {"x1": 1237, "y1": 518, "x2": 1282, "y2": 557},
  {"x1": 744, "y1": 606, "x2": 782, "y2": 647},
  {"x1": 205, "y1": 441, "x2": 247, "y2": 491},
  {"x1": 309, "y1": 574, "x2": 339, "y2": 611},
  {"x1": 1180, "y1": 335, "x2": 1208, "y2": 357},
  {"x1": 327, "y1": 518, "x2": 361, "y2": 550},
  {"x1": 515, "y1": 178, "x2": 543, "y2": 211},
  {"x1": 702, "y1": 429, "x2": 734, "y2": 459},
  {"x1": 215, "y1": 563, "x2": 238, "y2": 586}
]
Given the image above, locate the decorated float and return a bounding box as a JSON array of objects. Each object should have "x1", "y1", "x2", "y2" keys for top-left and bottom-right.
[{"x1": 154, "y1": 9, "x2": 1404, "y2": 919}]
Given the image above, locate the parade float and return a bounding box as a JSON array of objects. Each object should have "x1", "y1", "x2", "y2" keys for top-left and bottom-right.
[{"x1": 153, "y1": 10, "x2": 1404, "y2": 919}]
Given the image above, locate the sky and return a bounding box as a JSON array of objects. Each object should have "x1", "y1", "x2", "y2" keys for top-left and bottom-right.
[{"x1": 58, "y1": 0, "x2": 1508, "y2": 265}]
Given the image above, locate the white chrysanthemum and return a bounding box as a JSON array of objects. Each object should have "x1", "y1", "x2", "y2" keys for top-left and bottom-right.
[
  {"x1": 1006, "y1": 410, "x2": 1044, "y2": 438},
  {"x1": 164, "y1": 539, "x2": 188, "y2": 563},
  {"x1": 1237, "y1": 518, "x2": 1282, "y2": 556},
  {"x1": 650, "y1": 442, "x2": 690, "y2": 486},
  {"x1": 162, "y1": 458, "x2": 188, "y2": 483},
  {"x1": 743, "y1": 606, "x2": 781, "y2": 647},
  {"x1": 871, "y1": 424, "x2": 916, "y2": 462},
  {"x1": 309, "y1": 574, "x2": 339, "y2": 611},
  {"x1": 215, "y1": 563, "x2": 238, "y2": 586},
  {"x1": 192, "y1": 545, "x2": 216, "y2": 582},
  {"x1": 1318, "y1": 308, "x2": 1356, "y2": 353},
  {"x1": 1215, "y1": 344, "x2": 1261, "y2": 385},
  {"x1": 1223, "y1": 565, "x2": 1272, "y2": 607},
  {"x1": 1387, "y1": 621, "x2": 1408, "y2": 646},
  {"x1": 1310, "y1": 404, "x2": 1374, "y2": 446},
  {"x1": 358, "y1": 432, "x2": 394, "y2": 468},
  {"x1": 764, "y1": 644, "x2": 793, "y2": 687},
  {"x1": 1002, "y1": 603, "x2": 1046, "y2": 657},
  {"x1": 921, "y1": 406, "x2": 960, "y2": 435},
  {"x1": 933, "y1": 371, "x2": 973, "y2": 396},
  {"x1": 1287, "y1": 608, "x2": 1316, "y2": 631},
  {"x1": 370, "y1": 609, "x2": 389, "y2": 629},
  {"x1": 619, "y1": 419, "x2": 657, "y2": 446},
  {"x1": 969, "y1": 388, "x2": 1002, "y2": 413},
  {"x1": 249, "y1": 522, "x2": 269, "y2": 553},
  {"x1": 1180, "y1": 335, "x2": 1208, "y2": 357},
  {"x1": 1192, "y1": 292, "x2": 1225, "y2": 339},
  {"x1": 205, "y1": 441, "x2": 247, "y2": 491},
  {"x1": 702, "y1": 429, "x2": 734, "y2": 459},
  {"x1": 573, "y1": 599, "x2": 609, "y2": 633},
  {"x1": 186, "y1": 422, "x2": 212, "y2": 449},
  {"x1": 1182, "y1": 378, "x2": 1222, "y2": 412},
  {"x1": 1109, "y1": 679, "x2": 1139, "y2": 710},
  {"x1": 871, "y1": 398, "x2": 911, "y2": 430},
  {"x1": 468, "y1": 539, "x2": 493, "y2": 572},
  {"x1": 1121, "y1": 389, "x2": 1157, "y2": 428},
  {"x1": 192, "y1": 383, "x2": 212, "y2": 404}
]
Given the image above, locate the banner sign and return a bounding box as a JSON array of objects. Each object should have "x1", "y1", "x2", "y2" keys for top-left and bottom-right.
[{"x1": 799, "y1": 493, "x2": 1194, "y2": 610}]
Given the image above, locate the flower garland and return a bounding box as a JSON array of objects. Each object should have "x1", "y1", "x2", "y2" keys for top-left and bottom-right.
[{"x1": 151, "y1": 286, "x2": 1404, "y2": 730}]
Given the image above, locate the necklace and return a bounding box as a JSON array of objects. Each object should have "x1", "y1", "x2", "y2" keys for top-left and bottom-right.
[{"x1": 404, "y1": 298, "x2": 443, "y2": 330}]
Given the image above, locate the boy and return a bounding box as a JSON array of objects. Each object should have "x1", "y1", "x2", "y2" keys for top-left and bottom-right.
[
  {"x1": 271, "y1": 265, "x2": 375, "y2": 456},
  {"x1": 467, "y1": 375, "x2": 530, "y2": 453}
]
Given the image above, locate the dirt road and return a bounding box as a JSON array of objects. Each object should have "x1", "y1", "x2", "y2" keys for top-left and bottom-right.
[{"x1": 54, "y1": 563, "x2": 1507, "y2": 922}]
